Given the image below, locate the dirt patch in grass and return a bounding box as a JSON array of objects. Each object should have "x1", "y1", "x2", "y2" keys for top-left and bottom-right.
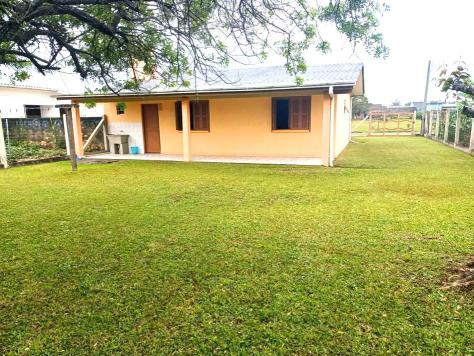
[{"x1": 443, "y1": 258, "x2": 474, "y2": 291}]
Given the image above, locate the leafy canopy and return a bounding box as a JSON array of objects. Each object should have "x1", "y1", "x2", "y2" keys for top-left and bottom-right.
[
  {"x1": 439, "y1": 64, "x2": 474, "y2": 117},
  {"x1": 0, "y1": 0, "x2": 389, "y2": 93}
]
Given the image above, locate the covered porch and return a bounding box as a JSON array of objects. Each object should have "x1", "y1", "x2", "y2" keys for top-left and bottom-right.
[{"x1": 83, "y1": 152, "x2": 323, "y2": 166}]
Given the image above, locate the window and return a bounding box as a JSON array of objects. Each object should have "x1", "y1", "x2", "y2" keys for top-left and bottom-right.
[
  {"x1": 175, "y1": 101, "x2": 183, "y2": 131},
  {"x1": 25, "y1": 105, "x2": 41, "y2": 119},
  {"x1": 272, "y1": 97, "x2": 311, "y2": 130},
  {"x1": 175, "y1": 100, "x2": 210, "y2": 131}
]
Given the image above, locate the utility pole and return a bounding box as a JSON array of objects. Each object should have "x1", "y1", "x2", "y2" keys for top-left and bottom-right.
[{"x1": 422, "y1": 60, "x2": 431, "y2": 135}]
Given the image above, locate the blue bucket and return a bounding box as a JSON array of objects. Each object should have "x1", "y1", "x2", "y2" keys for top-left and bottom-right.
[{"x1": 130, "y1": 146, "x2": 139, "y2": 155}]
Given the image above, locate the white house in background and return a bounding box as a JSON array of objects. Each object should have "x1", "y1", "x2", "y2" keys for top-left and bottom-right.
[{"x1": 0, "y1": 84, "x2": 103, "y2": 118}]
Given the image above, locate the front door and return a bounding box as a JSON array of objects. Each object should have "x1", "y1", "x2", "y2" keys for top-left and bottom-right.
[{"x1": 142, "y1": 104, "x2": 161, "y2": 153}]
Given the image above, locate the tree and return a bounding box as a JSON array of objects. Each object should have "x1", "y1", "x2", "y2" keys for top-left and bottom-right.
[
  {"x1": 352, "y1": 95, "x2": 370, "y2": 118},
  {"x1": 0, "y1": 0, "x2": 389, "y2": 93},
  {"x1": 439, "y1": 64, "x2": 474, "y2": 117}
]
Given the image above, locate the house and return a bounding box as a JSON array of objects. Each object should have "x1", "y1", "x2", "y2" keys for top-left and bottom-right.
[
  {"x1": 58, "y1": 63, "x2": 364, "y2": 166},
  {"x1": 0, "y1": 84, "x2": 103, "y2": 119},
  {"x1": 408, "y1": 101, "x2": 426, "y2": 113}
]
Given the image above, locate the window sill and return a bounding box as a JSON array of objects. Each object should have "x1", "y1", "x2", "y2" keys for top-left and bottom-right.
[
  {"x1": 271, "y1": 129, "x2": 310, "y2": 133},
  {"x1": 191, "y1": 130, "x2": 210, "y2": 133}
]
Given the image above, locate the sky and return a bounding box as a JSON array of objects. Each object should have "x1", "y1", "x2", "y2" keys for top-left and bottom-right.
[
  {"x1": 13, "y1": 0, "x2": 474, "y2": 105},
  {"x1": 275, "y1": 0, "x2": 474, "y2": 105}
]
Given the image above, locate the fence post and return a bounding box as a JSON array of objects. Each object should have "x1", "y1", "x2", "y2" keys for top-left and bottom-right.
[
  {"x1": 5, "y1": 118, "x2": 10, "y2": 147},
  {"x1": 443, "y1": 109, "x2": 450, "y2": 143},
  {"x1": 0, "y1": 115, "x2": 9, "y2": 168},
  {"x1": 383, "y1": 113, "x2": 386, "y2": 136},
  {"x1": 469, "y1": 118, "x2": 474, "y2": 154},
  {"x1": 368, "y1": 113, "x2": 372, "y2": 136},
  {"x1": 454, "y1": 109, "x2": 461, "y2": 147},
  {"x1": 435, "y1": 111, "x2": 440, "y2": 140},
  {"x1": 426, "y1": 111, "x2": 431, "y2": 137},
  {"x1": 412, "y1": 110, "x2": 417, "y2": 135},
  {"x1": 62, "y1": 113, "x2": 71, "y2": 156},
  {"x1": 397, "y1": 113, "x2": 400, "y2": 136}
]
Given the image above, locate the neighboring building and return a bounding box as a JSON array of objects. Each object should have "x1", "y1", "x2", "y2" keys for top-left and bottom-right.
[
  {"x1": 58, "y1": 63, "x2": 365, "y2": 167},
  {"x1": 425, "y1": 100, "x2": 457, "y2": 112},
  {"x1": 408, "y1": 101, "x2": 425, "y2": 112},
  {"x1": 0, "y1": 84, "x2": 103, "y2": 119},
  {"x1": 369, "y1": 104, "x2": 417, "y2": 113},
  {"x1": 385, "y1": 106, "x2": 417, "y2": 113},
  {"x1": 369, "y1": 103, "x2": 386, "y2": 112}
]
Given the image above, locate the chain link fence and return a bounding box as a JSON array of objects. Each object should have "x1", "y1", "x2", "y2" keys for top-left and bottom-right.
[{"x1": 0, "y1": 116, "x2": 105, "y2": 167}]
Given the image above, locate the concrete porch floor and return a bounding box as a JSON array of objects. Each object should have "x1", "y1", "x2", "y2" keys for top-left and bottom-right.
[{"x1": 84, "y1": 153, "x2": 323, "y2": 166}]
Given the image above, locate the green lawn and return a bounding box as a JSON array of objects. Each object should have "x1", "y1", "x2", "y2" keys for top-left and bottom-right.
[{"x1": 1, "y1": 137, "x2": 473, "y2": 354}]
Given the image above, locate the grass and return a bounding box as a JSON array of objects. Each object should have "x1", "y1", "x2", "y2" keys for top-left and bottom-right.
[{"x1": 1, "y1": 137, "x2": 473, "y2": 354}]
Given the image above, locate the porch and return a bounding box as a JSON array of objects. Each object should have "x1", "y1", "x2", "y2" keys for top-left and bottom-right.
[{"x1": 84, "y1": 153, "x2": 323, "y2": 166}]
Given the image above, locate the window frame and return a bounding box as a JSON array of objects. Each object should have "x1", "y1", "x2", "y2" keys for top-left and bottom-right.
[
  {"x1": 24, "y1": 105, "x2": 42, "y2": 119},
  {"x1": 175, "y1": 100, "x2": 210, "y2": 132},
  {"x1": 271, "y1": 96, "x2": 311, "y2": 131}
]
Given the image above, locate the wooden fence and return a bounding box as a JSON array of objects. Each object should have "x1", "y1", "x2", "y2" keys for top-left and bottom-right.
[
  {"x1": 352, "y1": 110, "x2": 418, "y2": 136},
  {"x1": 423, "y1": 109, "x2": 474, "y2": 154}
]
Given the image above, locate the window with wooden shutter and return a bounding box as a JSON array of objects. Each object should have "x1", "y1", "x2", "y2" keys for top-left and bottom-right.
[
  {"x1": 175, "y1": 101, "x2": 183, "y2": 131},
  {"x1": 272, "y1": 97, "x2": 310, "y2": 130},
  {"x1": 190, "y1": 100, "x2": 210, "y2": 131}
]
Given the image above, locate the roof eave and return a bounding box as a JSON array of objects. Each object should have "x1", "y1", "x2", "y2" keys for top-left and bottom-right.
[{"x1": 57, "y1": 82, "x2": 357, "y2": 102}]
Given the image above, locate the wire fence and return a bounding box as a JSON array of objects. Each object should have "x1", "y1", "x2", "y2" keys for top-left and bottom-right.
[
  {"x1": 0, "y1": 116, "x2": 105, "y2": 167},
  {"x1": 423, "y1": 109, "x2": 474, "y2": 154}
]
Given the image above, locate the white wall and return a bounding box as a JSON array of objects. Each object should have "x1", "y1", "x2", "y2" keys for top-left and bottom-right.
[
  {"x1": 0, "y1": 87, "x2": 103, "y2": 118},
  {"x1": 334, "y1": 94, "x2": 352, "y2": 158}
]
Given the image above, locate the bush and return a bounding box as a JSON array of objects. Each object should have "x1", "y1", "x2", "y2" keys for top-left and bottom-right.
[{"x1": 7, "y1": 142, "x2": 66, "y2": 162}]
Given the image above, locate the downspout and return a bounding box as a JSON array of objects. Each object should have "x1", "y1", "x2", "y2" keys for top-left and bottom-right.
[{"x1": 328, "y1": 86, "x2": 334, "y2": 167}]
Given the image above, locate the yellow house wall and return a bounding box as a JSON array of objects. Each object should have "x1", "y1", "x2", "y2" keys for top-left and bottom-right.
[{"x1": 103, "y1": 95, "x2": 326, "y2": 158}]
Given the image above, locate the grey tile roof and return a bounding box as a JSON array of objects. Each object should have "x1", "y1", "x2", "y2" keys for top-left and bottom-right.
[
  {"x1": 187, "y1": 63, "x2": 363, "y2": 91},
  {"x1": 58, "y1": 62, "x2": 364, "y2": 99}
]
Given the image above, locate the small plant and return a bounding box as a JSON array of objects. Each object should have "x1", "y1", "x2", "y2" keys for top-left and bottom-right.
[{"x1": 116, "y1": 102, "x2": 126, "y2": 115}]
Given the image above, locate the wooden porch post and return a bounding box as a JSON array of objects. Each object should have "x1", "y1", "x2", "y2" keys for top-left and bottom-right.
[
  {"x1": 454, "y1": 109, "x2": 461, "y2": 147},
  {"x1": 65, "y1": 108, "x2": 78, "y2": 171},
  {"x1": 181, "y1": 99, "x2": 191, "y2": 162},
  {"x1": 443, "y1": 109, "x2": 450, "y2": 143},
  {"x1": 71, "y1": 104, "x2": 84, "y2": 157}
]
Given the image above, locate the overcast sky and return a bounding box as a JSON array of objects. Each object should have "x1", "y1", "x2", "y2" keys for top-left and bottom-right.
[
  {"x1": 18, "y1": 0, "x2": 474, "y2": 105},
  {"x1": 280, "y1": 0, "x2": 474, "y2": 105}
]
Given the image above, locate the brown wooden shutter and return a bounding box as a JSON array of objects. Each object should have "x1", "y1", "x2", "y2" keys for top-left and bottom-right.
[
  {"x1": 289, "y1": 98, "x2": 299, "y2": 129},
  {"x1": 300, "y1": 97, "x2": 310, "y2": 130},
  {"x1": 175, "y1": 101, "x2": 183, "y2": 131},
  {"x1": 202, "y1": 101, "x2": 209, "y2": 130},
  {"x1": 191, "y1": 100, "x2": 209, "y2": 131},
  {"x1": 289, "y1": 97, "x2": 310, "y2": 129}
]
